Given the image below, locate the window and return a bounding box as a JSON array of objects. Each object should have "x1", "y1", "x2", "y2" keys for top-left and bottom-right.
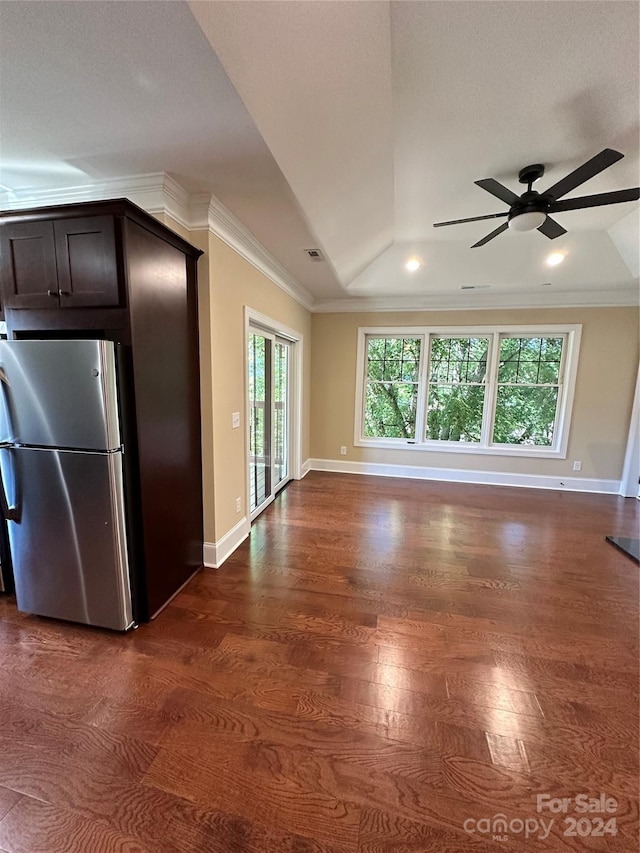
[
  {"x1": 364, "y1": 337, "x2": 421, "y2": 439},
  {"x1": 355, "y1": 325, "x2": 581, "y2": 458},
  {"x1": 426, "y1": 336, "x2": 489, "y2": 443},
  {"x1": 494, "y1": 336, "x2": 563, "y2": 447}
]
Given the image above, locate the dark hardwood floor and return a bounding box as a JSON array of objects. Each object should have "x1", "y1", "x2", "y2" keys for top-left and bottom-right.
[{"x1": 0, "y1": 472, "x2": 638, "y2": 852}]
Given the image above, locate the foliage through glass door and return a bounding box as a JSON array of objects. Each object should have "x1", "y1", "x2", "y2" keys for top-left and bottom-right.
[
  {"x1": 248, "y1": 332, "x2": 291, "y2": 515},
  {"x1": 274, "y1": 342, "x2": 289, "y2": 487}
]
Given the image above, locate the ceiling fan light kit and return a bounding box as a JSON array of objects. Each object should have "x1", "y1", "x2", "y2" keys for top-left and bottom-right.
[
  {"x1": 433, "y1": 149, "x2": 640, "y2": 248},
  {"x1": 508, "y1": 210, "x2": 547, "y2": 232}
]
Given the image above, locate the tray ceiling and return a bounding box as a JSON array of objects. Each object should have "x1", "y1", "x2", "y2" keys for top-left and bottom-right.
[{"x1": 1, "y1": 1, "x2": 638, "y2": 309}]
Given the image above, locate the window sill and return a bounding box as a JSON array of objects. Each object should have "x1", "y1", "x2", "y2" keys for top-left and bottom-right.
[{"x1": 354, "y1": 438, "x2": 566, "y2": 460}]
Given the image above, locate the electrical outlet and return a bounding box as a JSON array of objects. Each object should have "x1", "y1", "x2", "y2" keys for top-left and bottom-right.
[
  {"x1": 235, "y1": 497, "x2": 242, "y2": 514},
  {"x1": 572, "y1": 460, "x2": 582, "y2": 472},
  {"x1": 340, "y1": 446, "x2": 347, "y2": 456},
  {"x1": 232, "y1": 412, "x2": 240, "y2": 429}
]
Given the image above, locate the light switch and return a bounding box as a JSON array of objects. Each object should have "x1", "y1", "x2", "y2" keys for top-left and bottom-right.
[{"x1": 232, "y1": 412, "x2": 240, "y2": 429}]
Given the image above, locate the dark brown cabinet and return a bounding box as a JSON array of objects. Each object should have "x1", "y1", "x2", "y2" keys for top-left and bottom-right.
[
  {"x1": 0, "y1": 215, "x2": 119, "y2": 310},
  {"x1": 0, "y1": 199, "x2": 204, "y2": 625}
]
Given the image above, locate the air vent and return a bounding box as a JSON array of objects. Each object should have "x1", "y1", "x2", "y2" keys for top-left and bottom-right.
[
  {"x1": 460, "y1": 284, "x2": 491, "y2": 290},
  {"x1": 304, "y1": 249, "x2": 324, "y2": 262}
]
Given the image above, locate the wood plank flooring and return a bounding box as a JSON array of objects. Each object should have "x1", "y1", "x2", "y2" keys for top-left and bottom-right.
[{"x1": 0, "y1": 471, "x2": 638, "y2": 852}]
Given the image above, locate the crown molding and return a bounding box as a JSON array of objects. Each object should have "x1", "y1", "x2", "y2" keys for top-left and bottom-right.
[
  {"x1": 0, "y1": 173, "x2": 180, "y2": 218},
  {"x1": 0, "y1": 173, "x2": 315, "y2": 312},
  {"x1": 312, "y1": 286, "x2": 640, "y2": 313},
  {"x1": 2, "y1": 175, "x2": 636, "y2": 316},
  {"x1": 187, "y1": 192, "x2": 315, "y2": 311}
]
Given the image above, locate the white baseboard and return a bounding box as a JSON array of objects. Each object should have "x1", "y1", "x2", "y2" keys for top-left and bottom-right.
[
  {"x1": 203, "y1": 516, "x2": 250, "y2": 568},
  {"x1": 300, "y1": 458, "x2": 312, "y2": 478},
  {"x1": 307, "y1": 458, "x2": 620, "y2": 494}
]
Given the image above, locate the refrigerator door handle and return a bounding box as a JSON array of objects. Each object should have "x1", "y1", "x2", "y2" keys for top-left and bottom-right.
[
  {"x1": 0, "y1": 365, "x2": 16, "y2": 443},
  {"x1": 0, "y1": 370, "x2": 19, "y2": 521},
  {"x1": 0, "y1": 443, "x2": 18, "y2": 522}
]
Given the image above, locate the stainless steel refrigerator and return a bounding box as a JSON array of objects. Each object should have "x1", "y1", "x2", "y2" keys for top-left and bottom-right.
[{"x1": 0, "y1": 339, "x2": 134, "y2": 630}]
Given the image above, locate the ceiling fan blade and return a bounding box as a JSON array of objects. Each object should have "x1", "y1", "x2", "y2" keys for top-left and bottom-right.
[
  {"x1": 474, "y1": 178, "x2": 520, "y2": 206},
  {"x1": 549, "y1": 187, "x2": 640, "y2": 213},
  {"x1": 545, "y1": 149, "x2": 624, "y2": 200},
  {"x1": 471, "y1": 221, "x2": 509, "y2": 248},
  {"x1": 433, "y1": 212, "x2": 509, "y2": 228},
  {"x1": 537, "y1": 217, "x2": 567, "y2": 239}
]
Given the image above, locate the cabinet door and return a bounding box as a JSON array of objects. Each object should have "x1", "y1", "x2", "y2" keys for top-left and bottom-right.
[
  {"x1": 0, "y1": 221, "x2": 59, "y2": 309},
  {"x1": 54, "y1": 216, "x2": 120, "y2": 308}
]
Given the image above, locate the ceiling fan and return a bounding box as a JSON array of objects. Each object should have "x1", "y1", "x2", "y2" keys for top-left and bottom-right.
[{"x1": 433, "y1": 149, "x2": 640, "y2": 248}]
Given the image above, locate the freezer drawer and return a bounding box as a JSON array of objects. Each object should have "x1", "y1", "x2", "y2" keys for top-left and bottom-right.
[
  {"x1": 2, "y1": 446, "x2": 133, "y2": 630},
  {"x1": 0, "y1": 339, "x2": 121, "y2": 451}
]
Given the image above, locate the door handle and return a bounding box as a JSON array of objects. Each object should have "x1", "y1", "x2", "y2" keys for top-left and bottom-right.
[
  {"x1": 59, "y1": 291, "x2": 70, "y2": 297},
  {"x1": 47, "y1": 289, "x2": 58, "y2": 297},
  {"x1": 0, "y1": 444, "x2": 18, "y2": 522},
  {"x1": 0, "y1": 368, "x2": 19, "y2": 521}
]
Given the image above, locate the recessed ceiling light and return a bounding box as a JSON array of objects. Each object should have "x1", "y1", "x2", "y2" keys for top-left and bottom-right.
[
  {"x1": 405, "y1": 257, "x2": 422, "y2": 272},
  {"x1": 546, "y1": 252, "x2": 565, "y2": 267}
]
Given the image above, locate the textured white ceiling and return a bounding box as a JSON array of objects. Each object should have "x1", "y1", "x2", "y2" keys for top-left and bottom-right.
[
  {"x1": 0, "y1": 0, "x2": 343, "y2": 297},
  {"x1": 190, "y1": 0, "x2": 395, "y2": 287},
  {"x1": 1, "y1": 0, "x2": 638, "y2": 308}
]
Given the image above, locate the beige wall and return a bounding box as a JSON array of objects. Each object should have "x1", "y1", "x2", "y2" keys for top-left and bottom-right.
[
  {"x1": 207, "y1": 233, "x2": 311, "y2": 539},
  {"x1": 310, "y1": 307, "x2": 639, "y2": 482},
  {"x1": 162, "y1": 215, "x2": 311, "y2": 544}
]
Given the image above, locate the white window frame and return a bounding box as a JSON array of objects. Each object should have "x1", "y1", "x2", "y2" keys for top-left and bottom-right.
[{"x1": 354, "y1": 324, "x2": 582, "y2": 459}]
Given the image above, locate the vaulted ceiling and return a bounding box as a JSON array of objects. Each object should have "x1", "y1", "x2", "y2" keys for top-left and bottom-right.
[{"x1": 1, "y1": 1, "x2": 638, "y2": 310}]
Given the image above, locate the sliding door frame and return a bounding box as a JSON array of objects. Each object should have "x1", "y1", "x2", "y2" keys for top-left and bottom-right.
[{"x1": 244, "y1": 307, "x2": 303, "y2": 520}]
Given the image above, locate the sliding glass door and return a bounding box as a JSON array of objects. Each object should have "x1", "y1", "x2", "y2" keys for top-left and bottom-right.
[
  {"x1": 273, "y1": 340, "x2": 290, "y2": 488},
  {"x1": 248, "y1": 329, "x2": 292, "y2": 517},
  {"x1": 248, "y1": 331, "x2": 271, "y2": 512}
]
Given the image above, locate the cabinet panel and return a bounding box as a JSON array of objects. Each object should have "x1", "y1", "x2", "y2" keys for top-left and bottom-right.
[
  {"x1": 0, "y1": 221, "x2": 59, "y2": 309},
  {"x1": 125, "y1": 219, "x2": 202, "y2": 617},
  {"x1": 54, "y1": 216, "x2": 120, "y2": 307}
]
